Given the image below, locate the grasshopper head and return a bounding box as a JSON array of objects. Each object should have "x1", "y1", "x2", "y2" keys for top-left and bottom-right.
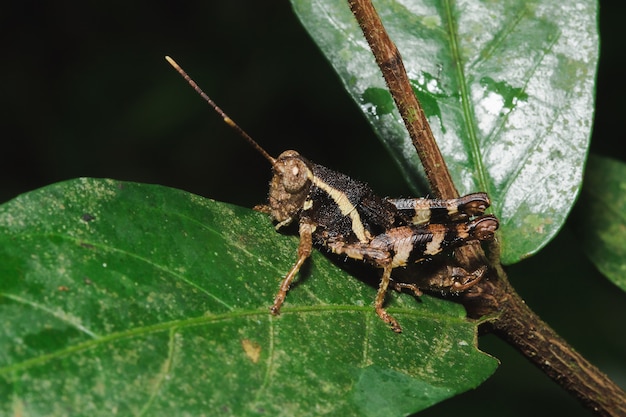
[
  {"x1": 165, "y1": 58, "x2": 314, "y2": 226},
  {"x1": 268, "y1": 150, "x2": 313, "y2": 224}
]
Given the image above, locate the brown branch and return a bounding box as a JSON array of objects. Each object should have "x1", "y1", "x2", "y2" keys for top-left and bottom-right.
[
  {"x1": 463, "y1": 272, "x2": 626, "y2": 417},
  {"x1": 346, "y1": 0, "x2": 457, "y2": 200},
  {"x1": 347, "y1": 0, "x2": 626, "y2": 415}
]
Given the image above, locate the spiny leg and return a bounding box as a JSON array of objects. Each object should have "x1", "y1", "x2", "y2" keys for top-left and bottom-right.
[
  {"x1": 416, "y1": 263, "x2": 488, "y2": 294},
  {"x1": 392, "y1": 282, "x2": 423, "y2": 297},
  {"x1": 375, "y1": 264, "x2": 402, "y2": 333},
  {"x1": 270, "y1": 221, "x2": 313, "y2": 315},
  {"x1": 450, "y1": 265, "x2": 487, "y2": 292},
  {"x1": 324, "y1": 239, "x2": 403, "y2": 332},
  {"x1": 388, "y1": 192, "x2": 491, "y2": 225}
]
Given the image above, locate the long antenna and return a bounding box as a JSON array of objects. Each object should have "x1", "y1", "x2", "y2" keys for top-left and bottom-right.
[{"x1": 165, "y1": 56, "x2": 276, "y2": 165}]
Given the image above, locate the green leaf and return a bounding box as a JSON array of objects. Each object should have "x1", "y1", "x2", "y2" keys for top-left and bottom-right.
[
  {"x1": 290, "y1": 0, "x2": 599, "y2": 264},
  {"x1": 0, "y1": 179, "x2": 497, "y2": 416},
  {"x1": 571, "y1": 155, "x2": 626, "y2": 292}
]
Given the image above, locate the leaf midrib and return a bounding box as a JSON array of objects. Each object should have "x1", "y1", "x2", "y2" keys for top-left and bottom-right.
[
  {"x1": 0, "y1": 303, "x2": 470, "y2": 376},
  {"x1": 442, "y1": 0, "x2": 489, "y2": 194}
]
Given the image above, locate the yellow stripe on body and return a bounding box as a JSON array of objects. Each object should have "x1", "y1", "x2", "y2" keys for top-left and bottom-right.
[{"x1": 311, "y1": 176, "x2": 370, "y2": 243}]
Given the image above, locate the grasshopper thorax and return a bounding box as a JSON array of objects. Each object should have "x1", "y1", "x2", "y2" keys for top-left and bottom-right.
[{"x1": 268, "y1": 150, "x2": 313, "y2": 225}]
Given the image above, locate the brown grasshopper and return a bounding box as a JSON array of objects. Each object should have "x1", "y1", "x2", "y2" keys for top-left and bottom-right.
[{"x1": 166, "y1": 56, "x2": 498, "y2": 332}]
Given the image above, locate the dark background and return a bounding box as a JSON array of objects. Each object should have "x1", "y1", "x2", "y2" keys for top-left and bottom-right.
[
  {"x1": 2, "y1": 2, "x2": 625, "y2": 416},
  {"x1": 1, "y1": 2, "x2": 405, "y2": 208}
]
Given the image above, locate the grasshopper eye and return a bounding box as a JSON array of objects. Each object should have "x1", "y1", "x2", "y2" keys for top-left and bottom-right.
[
  {"x1": 280, "y1": 158, "x2": 309, "y2": 193},
  {"x1": 274, "y1": 151, "x2": 310, "y2": 194}
]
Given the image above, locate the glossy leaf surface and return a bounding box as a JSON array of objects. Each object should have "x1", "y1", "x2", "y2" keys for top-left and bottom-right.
[
  {"x1": 0, "y1": 179, "x2": 497, "y2": 416},
  {"x1": 291, "y1": 0, "x2": 599, "y2": 264},
  {"x1": 572, "y1": 155, "x2": 626, "y2": 292}
]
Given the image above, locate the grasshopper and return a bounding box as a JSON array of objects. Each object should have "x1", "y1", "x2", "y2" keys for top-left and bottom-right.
[{"x1": 166, "y1": 56, "x2": 498, "y2": 332}]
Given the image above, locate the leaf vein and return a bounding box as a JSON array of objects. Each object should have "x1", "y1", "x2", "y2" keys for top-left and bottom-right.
[
  {"x1": 442, "y1": 0, "x2": 489, "y2": 192},
  {"x1": 0, "y1": 292, "x2": 99, "y2": 339}
]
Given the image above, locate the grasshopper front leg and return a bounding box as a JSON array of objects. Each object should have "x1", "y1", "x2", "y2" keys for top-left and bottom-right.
[{"x1": 270, "y1": 220, "x2": 314, "y2": 315}]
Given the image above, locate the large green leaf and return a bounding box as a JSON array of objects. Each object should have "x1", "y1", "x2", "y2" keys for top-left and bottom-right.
[
  {"x1": 290, "y1": 0, "x2": 598, "y2": 264},
  {"x1": 0, "y1": 179, "x2": 497, "y2": 416},
  {"x1": 572, "y1": 155, "x2": 626, "y2": 293}
]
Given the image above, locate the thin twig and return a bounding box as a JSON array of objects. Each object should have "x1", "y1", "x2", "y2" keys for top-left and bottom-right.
[
  {"x1": 347, "y1": 0, "x2": 626, "y2": 415},
  {"x1": 347, "y1": 0, "x2": 457, "y2": 200}
]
